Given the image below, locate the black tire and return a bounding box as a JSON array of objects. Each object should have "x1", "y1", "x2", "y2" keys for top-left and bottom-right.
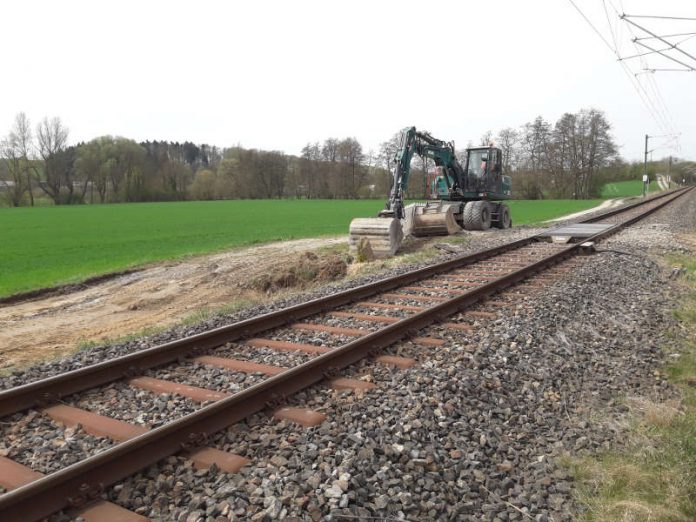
[
  {"x1": 461, "y1": 202, "x2": 477, "y2": 230},
  {"x1": 492, "y1": 203, "x2": 503, "y2": 229},
  {"x1": 477, "y1": 201, "x2": 492, "y2": 230},
  {"x1": 462, "y1": 201, "x2": 491, "y2": 231},
  {"x1": 494, "y1": 204, "x2": 511, "y2": 229},
  {"x1": 500, "y1": 204, "x2": 512, "y2": 229}
]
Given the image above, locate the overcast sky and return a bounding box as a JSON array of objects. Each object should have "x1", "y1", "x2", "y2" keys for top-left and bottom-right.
[{"x1": 1, "y1": 0, "x2": 693, "y2": 161}]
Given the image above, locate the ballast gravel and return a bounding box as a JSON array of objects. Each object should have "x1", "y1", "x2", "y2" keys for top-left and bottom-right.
[
  {"x1": 68, "y1": 382, "x2": 200, "y2": 429},
  {"x1": 146, "y1": 361, "x2": 264, "y2": 394},
  {"x1": 214, "y1": 343, "x2": 313, "y2": 368},
  {"x1": 0, "y1": 410, "x2": 114, "y2": 475}
]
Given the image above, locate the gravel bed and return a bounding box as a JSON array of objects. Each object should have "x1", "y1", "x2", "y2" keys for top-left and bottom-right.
[
  {"x1": 603, "y1": 189, "x2": 695, "y2": 254},
  {"x1": 423, "y1": 278, "x2": 483, "y2": 288},
  {"x1": 69, "y1": 382, "x2": 200, "y2": 429},
  {"x1": 378, "y1": 338, "x2": 451, "y2": 361},
  {"x1": 266, "y1": 329, "x2": 351, "y2": 349},
  {"x1": 145, "y1": 360, "x2": 264, "y2": 394},
  {"x1": 0, "y1": 410, "x2": 114, "y2": 475},
  {"x1": 374, "y1": 295, "x2": 439, "y2": 308},
  {"x1": 314, "y1": 316, "x2": 382, "y2": 332},
  {"x1": 336, "y1": 303, "x2": 414, "y2": 319},
  {"x1": 214, "y1": 343, "x2": 314, "y2": 368}
]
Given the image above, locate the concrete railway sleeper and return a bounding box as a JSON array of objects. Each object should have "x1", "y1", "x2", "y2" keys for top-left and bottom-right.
[{"x1": 0, "y1": 187, "x2": 690, "y2": 521}]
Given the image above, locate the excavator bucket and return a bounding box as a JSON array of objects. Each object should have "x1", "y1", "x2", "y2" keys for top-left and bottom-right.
[
  {"x1": 403, "y1": 203, "x2": 460, "y2": 237},
  {"x1": 348, "y1": 217, "x2": 403, "y2": 259}
]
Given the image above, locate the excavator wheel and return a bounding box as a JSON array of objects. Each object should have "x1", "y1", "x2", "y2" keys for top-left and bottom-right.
[
  {"x1": 461, "y1": 202, "x2": 476, "y2": 230},
  {"x1": 494, "y1": 204, "x2": 512, "y2": 229},
  {"x1": 462, "y1": 201, "x2": 491, "y2": 231},
  {"x1": 478, "y1": 201, "x2": 492, "y2": 230},
  {"x1": 500, "y1": 204, "x2": 512, "y2": 228}
]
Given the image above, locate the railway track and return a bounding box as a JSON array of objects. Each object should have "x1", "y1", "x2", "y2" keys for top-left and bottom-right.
[{"x1": 0, "y1": 187, "x2": 690, "y2": 521}]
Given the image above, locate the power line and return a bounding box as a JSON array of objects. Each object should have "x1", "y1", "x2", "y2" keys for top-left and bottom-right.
[
  {"x1": 621, "y1": 15, "x2": 696, "y2": 66},
  {"x1": 620, "y1": 46, "x2": 676, "y2": 61},
  {"x1": 622, "y1": 14, "x2": 696, "y2": 21},
  {"x1": 644, "y1": 67, "x2": 694, "y2": 72},
  {"x1": 634, "y1": 31, "x2": 696, "y2": 41},
  {"x1": 634, "y1": 40, "x2": 696, "y2": 71},
  {"x1": 567, "y1": 0, "x2": 617, "y2": 54},
  {"x1": 567, "y1": 0, "x2": 682, "y2": 148},
  {"x1": 617, "y1": 5, "x2": 681, "y2": 137},
  {"x1": 602, "y1": 0, "x2": 620, "y2": 51}
]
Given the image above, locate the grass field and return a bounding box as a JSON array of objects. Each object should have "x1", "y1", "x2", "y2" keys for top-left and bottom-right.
[
  {"x1": 600, "y1": 179, "x2": 659, "y2": 198},
  {"x1": 1, "y1": 198, "x2": 603, "y2": 297}
]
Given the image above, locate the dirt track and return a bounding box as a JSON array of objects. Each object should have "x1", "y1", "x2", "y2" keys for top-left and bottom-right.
[{"x1": 0, "y1": 237, "x2": 344, "y2": 371}]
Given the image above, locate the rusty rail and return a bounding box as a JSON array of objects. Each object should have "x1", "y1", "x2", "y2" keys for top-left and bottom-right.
[{"x1": 0, "y1": 188, "x2": 685, "y2": 418}]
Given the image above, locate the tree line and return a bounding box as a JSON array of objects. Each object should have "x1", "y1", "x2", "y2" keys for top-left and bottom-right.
[
  {"x1": 0, "y1": 113, "x2": 393, "y2": 206},
  {"x1": 0, "y1": 109, "x2": 689, "y2": 207},
  {"x1": 484, "y1": 108, "x2": 618, "y2": 199}
]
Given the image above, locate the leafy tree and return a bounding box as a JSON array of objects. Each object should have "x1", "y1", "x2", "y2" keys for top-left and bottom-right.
[{"x1": 188, "y1": 169, "x2": 217, "y2": 200}]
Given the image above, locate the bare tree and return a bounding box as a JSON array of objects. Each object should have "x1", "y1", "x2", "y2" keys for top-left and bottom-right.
[
  {"x1": 338, "y1": 137, "x2": 363, "y2": 197},
  {"x1": 517, "y1": 117, "x2": 552, "y2": 199},
  {"x1": 1, "y1": 113, "x2": 34, "y2": 206},
  {"x1": 495, "y1": 127, "x2": 519, "y2": 173},
  {"x1": 36, "y1": 116, "x2": 71, "y2": 204},
  {"x1": 299, "y1": 142, "x2": 322, "y2": 198}
]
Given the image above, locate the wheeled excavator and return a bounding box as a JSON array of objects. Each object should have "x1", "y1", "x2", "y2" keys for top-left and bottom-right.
[{"x1": 349, "y1": 126, "x2": 512, "y2": 258}]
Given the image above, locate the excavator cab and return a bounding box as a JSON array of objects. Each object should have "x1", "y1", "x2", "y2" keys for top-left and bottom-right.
[
  {"x1": 428, "y1": 146, "x2": 510, "y2": 201},
  {"x1": 464, "y1": 147, "x2": 511, "y2": 199}
]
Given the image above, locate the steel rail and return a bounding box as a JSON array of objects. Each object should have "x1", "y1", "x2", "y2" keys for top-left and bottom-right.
[
  {"x1": 0, "y1": 187, "x2": 690, "y2": 521},
  {"x1": 0, "y1": 188, "x2": 686, "y2": 418},
  {"x1": 0, "y1": 235, "x2": 535, "y2": 417},
  {"x1": 582, "y1": 186, "x2": 686, "y2": 223},
  {"x1": 0, "y1": 239, "x2": 582, "y2": 522}
]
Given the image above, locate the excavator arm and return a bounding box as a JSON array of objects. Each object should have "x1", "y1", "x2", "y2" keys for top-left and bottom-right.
[{"x1": 380, "y1": 126, "x2": 465, "y2": 219}]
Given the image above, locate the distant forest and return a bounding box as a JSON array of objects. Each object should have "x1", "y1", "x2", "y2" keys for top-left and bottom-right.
[{"x1": 1, "y1": 110, "x2": 693, "y2": 207}]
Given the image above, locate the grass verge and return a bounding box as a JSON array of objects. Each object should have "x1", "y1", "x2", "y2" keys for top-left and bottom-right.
[
  {"x1": 600, "y1": 180, "x2": 661, "y2": 198},
  {"x1": 569, "y1": 252, "x2": 696, "y2": 521},
  {"x1": 1, "y1": 198, "x2": 604, "y2": 297},
  {"x1": 74, "y1": 298, "x2": 260, "y2": 354}
]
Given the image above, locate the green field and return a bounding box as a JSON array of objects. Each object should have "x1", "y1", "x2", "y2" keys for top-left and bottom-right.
[
  {"x1": 0, "y1": 198, "x2": 604, "y2": 297},
  {"x1": 601, "y1": 179, "x2": 660, "y2": 198}
]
